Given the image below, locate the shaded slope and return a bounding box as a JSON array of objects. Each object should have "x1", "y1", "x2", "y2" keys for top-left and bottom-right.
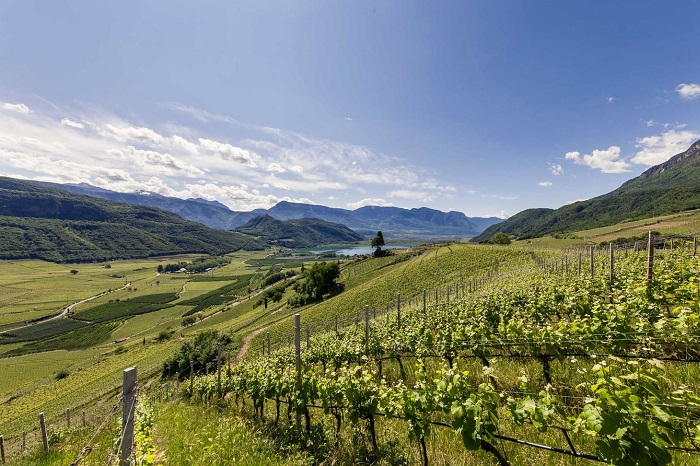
[
  {"x1": 235, "y1": 214, "x2": 365, "y2": 248},
  {"x1": 0, "y1": 177, "x2": 264, "y2": 262}
]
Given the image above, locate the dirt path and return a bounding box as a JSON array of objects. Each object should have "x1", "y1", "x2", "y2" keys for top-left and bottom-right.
[
  {"x1": 0, "y1": 281, "x2": 131, "y2": 335},
  {"x1": 233, "y1": 326, "x2": 269, "y2": 364}
]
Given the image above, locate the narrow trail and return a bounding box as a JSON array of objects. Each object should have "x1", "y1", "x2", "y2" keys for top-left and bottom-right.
[
  {"x1": 233, "y1": 326, "x2": 268, "y2": 364},
  {"x1": 0, "y1": 281, "x2": 131, "y2": 335}
]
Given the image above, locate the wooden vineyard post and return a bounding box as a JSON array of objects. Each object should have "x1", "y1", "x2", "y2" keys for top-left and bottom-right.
[
  {"x1": 335, "y1": 316, "x2": 338, "y2": 334},
  {"x1": 39, "y1": 412, "x2": 49, "y2": 454},
  {"x1": 175, "y1": 373, "x2": 179, "y2": 394},
  {"x1": 121, "y1": 367, "x2": 137, "y2": 466},
  {"x1": 435, "y1": 288, "x2": 438, "y2": 305},
  {"x1": 694, "y1": 236, "x2": 697, "y2": 257},
  {"x1": 590, "y1": 246, "x2": 595, "y2": 279},
  {"x1": 216, "y1": 341, "x2": 222, "y2": 399},
  {"x1": 447, "y1": 286, "x2": 450, "y2": 303},
  {"x1": 365, "y1": 306, "x2": 370, "y2": 356},
  {"x1": 0, "y1": 435, "x2": 5, "y2": 464},
  {"x1": 578, "y1": 251, "x2": 582, "y2": 277},
  {"x1": 423, "y1": 290, "x2": 427, "y2": 312},
  {"x1": 609, "y1": 243, "x2": 614, "y2": 286},
  {"x1": 66, "y1": 408, "x2": 70, "y2": 428},
  {"x1": 397, "y1": 293, "x2": 401, "y2": 328},
  {"x1": 306, "y1": 324, "x2": 310, "y2": 349},
  {"x1": 647, "y1": 231, "x2": 654, "y2": 289},
  {"x1": 22, "y1": 431, "x2": 26, "y2": 452},
  {"x1": 82, "y1": 410, "x2": 86, "y2": 427},
  {"x1": 189, "y1": 360, "x2": 194, "y2": 392},
  {"x1": 294, "y1": 314, "x2": 302, "y2": 432}
]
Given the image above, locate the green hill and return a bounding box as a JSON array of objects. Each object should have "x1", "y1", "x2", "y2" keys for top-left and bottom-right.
[
  {"x1": 235, "y1": 214, "x2": 365, "y2": 248},
  {"x1": 0, "y1": 177, "x2": 265, "y2": 262},
  {"x1": 474, "y1": 139, "x2": 700, "y2": 241}
]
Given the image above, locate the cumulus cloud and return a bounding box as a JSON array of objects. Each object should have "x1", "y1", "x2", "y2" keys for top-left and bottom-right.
[
  {"x1": 103, "y1": 124, "x2": 165, "y2": 144},
  {"x1": 389, "y1": 189, "x2": 432, "y2": 201},
  {"x1": 607, "y1": 97, "x2": 615, "y2": 103},
  {"x1": 547, "y1": 163, "x2": 563, "y2": 175},
  {"x1": 631, "y1": 129, "x2": 700, "y2": 166},
  {"x1": 346, "y1": 198, "x2": 395, "y2": 209},
  {"x1": 565, "y1": 146, "x2": 630, "y2": 173},
  {"x1": 1, "y1": 102, "x2": 30, "y2": 114},
  {"x1": 198, "y1": 138, "x2": 258, "y2": 166},
  {"x1": 61, "y1": 118, "x2": 85, "y2": 129},
  {"x1": 267, "y1": 162, "x2": 286, "y2": 173},
  {"x1": 677, "y1": 83, "x2": 700, "y2": 100},
  {"x1": 538, "y1": 181, "x2": 552, "y2": 187},
  {"x1": 125, "y1": 146, "x2": 204, "y2": 177}
]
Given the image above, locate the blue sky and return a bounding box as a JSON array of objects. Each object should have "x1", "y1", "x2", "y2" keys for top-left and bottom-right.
[{"x1": 1, "y1": 1, "x2": 699, "y2": 218}]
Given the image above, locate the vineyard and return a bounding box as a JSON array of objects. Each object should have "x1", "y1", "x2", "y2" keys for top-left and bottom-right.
[{"x1": 184, "y1": 240, "x2": 700, "y2": 465}]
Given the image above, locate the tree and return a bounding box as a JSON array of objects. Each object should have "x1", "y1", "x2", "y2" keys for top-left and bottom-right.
[
  {"x1": 289, "y1": 261, "x2": 342, "y2": 307},
  {"x1": 70, "y1": 269, "x2": 79, "y2": 275},
  {"x1": 371, "y1": 231, "x2": 386, "y2": 257},
  {"x1": 489, "y1": 232, "x2": 511, "y2": 245}
]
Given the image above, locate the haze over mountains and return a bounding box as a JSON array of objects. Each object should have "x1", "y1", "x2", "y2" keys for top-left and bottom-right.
[
  {"x1": 38, "y1": 182, "x2": 502, "y2": 238},
  {"x1": 474, "y1": 139, "x2": 700, "y2": 241}
]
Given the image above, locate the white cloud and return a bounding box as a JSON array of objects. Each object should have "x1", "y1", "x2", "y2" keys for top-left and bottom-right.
[
  {"x1": 565, "y1": 146, "x2": 630, "y2": 173},
  {"x1": 499, "y1": 211, "x2": 510, "y2": 219},
  {"x1": 646, "y1": 120, "x2": 657, "y2": 127},
  {"x1": 566, "y1": 198, "x2": 588, "y2": 204},
  {"x1": 607, "y1": 97, "x2": 615, "y2": 103},
  {"x1": 103, "y1": 124, "x2": 165, "y2": 144},
  {"x1": 169, "y1": 135, "x2": 198, "y2": 154},
  {"x1": 61, "y1": 118, "x2": 85, "y2": 129},
  {"x1": 198, "y1": 138, "x2": 259, "y2": 166},
  {"x1": 289, "y1": 165, "x2": 304, "y2": 173},
  {"x1": 389, "y1": 189, "x2": 432, "y2": 201},
  {"x1": 481, "y1": 194, "x2": 518, "y2": 200},
  {"x1": 1, "y1": 102, "x2": 30, "y2": 114},
  {"x1": 125, "y1": 146, "x2": 204, "y2": 177},
  {"x1": 676, "y1": 83, "x2": 700, "y2": 100},
  {"x1": 631, "y1": 129, "x2": 700, "y2": 166},
  {"x1": 538, "y1": 181, "x2": 552, "y2": 187},
  {"x1": 547, "y1": 163, "x2": 563, "y2": 175},
  {"x1": 267, "y1": 162, "x2": 286, "y2": 173},
  {"x1": 346, "y1": 198, "x2": 395, "y2": 209}
]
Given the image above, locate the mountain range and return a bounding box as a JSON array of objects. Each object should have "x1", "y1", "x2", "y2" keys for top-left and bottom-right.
[
  {"x1": 474, "y1": 139, "x2": 700, "y2": 241},
  {"x1": 0, "y1": 177, "x2": 265, "y2": 262},
  {"x1": 39, "y1": 182, "x2": 502, "y2": 238}
]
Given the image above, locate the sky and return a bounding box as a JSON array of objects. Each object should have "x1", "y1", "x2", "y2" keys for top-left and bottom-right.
[{"x1": 0, "y1": 1, "x2": 699, "y2": 219}]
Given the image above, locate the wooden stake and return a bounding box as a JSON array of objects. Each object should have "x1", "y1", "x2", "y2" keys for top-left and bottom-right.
[
  {"x1": 39, "y1": 412, "x2": 49, "y2": 453},
  {"x1": 590, "y1": 246, "x2": 595, "y2": 279},
  {"x1": 609, "y1": 243, "x2": 614, "y2": 286},
  {"x1": 22, "y1": 431, "x2": 26, "y2": 452},
  {"x1": 423, "y1": 290, "x2": 427, "y2": 312},
  {"x1": 294, "y1": 314, "x2": 301, "y2": 432},
  {"x1": 694, "y1": 236, "x2": 697, "y2": 257},
  {"x1": 121, "y1": 367, "x2": 137, "y2": 466},
  {"x1": 66, "y1": 408, "x2": 70, "y2": 428},
  {"x1": 0, "y1": 435, "x2": 5, "y2": 464},
  {"x1": 364, "y1": 305, "x2": 370, "y2": 356},
  {"x1": 647, "y1": 231, "x2": 654, "y2": 288},
  {"x1": 267, "y1": 333, "x2": 271, "y2": 355},
  {"x1": 217, "y1": 342, "x2": 222, "y2": 398},
  {"x1": 306, "y1": 324, "x2": 310, "y2": 349},
  {"x1": 397, "y1": 293, "x2": 401, "y2": 328}
]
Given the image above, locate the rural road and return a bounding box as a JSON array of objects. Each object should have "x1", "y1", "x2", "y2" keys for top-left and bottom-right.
[{"x1": 0, "y1": 281, "x2": 131, "y2": 335}]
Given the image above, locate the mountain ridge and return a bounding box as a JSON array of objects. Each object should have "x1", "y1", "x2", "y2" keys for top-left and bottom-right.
[
  {"x1": 235, "y1": 214, "x2": 365, "y2": 249},
  {"x1": 36, "y1": 182, "x2": 502, "y2": 238},
  {"x1": 0, "y1": 177, "x2": 265, "y2": 262}
]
